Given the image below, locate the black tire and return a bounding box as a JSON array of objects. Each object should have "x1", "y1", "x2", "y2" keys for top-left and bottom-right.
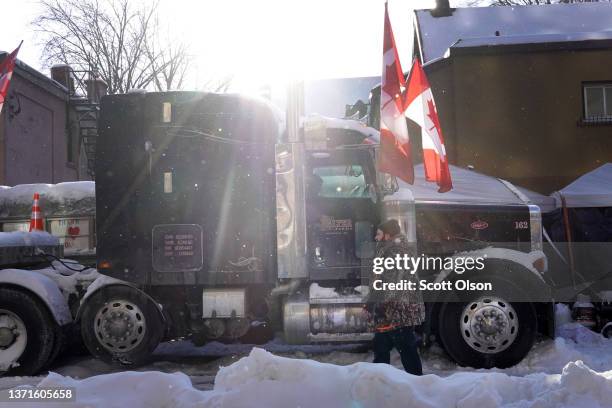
[
  {"x1": 63, "y1": 323, "x2": 89, "y2": 356},
  {"x1": 0, "y1": 288, "x2": 57, "y2": 376},
  {"x1": 239, "y1": 322, "x2": 275, "y2": 345},
  {"x1": 43, "y1": 323, "x2": 66, "y2": 371},
  {"x1": 435, "y1": 262, "x2": 543, "y2": 369},
  {"x1": 80, "y1": 285, "x2": 164, "y2": 366},
  {"x1": 438, "y1": 300, "x2": 537, "y2": 369}
]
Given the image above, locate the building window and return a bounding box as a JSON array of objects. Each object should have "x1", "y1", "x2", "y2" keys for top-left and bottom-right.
[{"x1": 583, "y1": 83, "x2": 612, "y2": 124}]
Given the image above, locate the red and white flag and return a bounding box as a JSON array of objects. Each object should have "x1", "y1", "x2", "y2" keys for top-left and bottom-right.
[
  {"x1": 0, "y1": 42, "x2": 22, "y2": 116},
  {"x1": 378, "y1": 2, "x2": 413, "y2": 184},
  {"x1": 404, "y1": 58, "x2": 452, "y2": 192}
]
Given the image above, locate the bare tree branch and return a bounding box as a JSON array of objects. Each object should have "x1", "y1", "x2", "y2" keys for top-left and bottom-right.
[{"x1": 33, "y1": 0, "x2": 190, "y2": 94}]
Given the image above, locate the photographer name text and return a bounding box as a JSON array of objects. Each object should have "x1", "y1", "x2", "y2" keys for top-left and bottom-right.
[{"x1": 371, "y1": 254, "x2": 493, "y2": 292}]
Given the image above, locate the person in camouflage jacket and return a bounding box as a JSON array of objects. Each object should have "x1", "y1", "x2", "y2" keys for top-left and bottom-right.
[{"x1": 366, "y1": 219, "x2": 425, "y2": 375}]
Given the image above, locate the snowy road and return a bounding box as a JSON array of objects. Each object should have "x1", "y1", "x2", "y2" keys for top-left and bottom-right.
[
  {"x1": 0, "y1": 339, "x2": 369, "y2": 392},
  {"x1": 1, "y1": 308, "x2": 612, "y2": 407},
  {"x1": 3, "y1": 322, "x2": 611, "y2": 388}
]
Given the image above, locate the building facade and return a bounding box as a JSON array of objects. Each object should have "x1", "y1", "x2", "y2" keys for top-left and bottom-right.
[
  {"x1": 424, "y1": 38, "x2": 612, "y2": 194},
  {"x1": 0, "y1": 55, "x2": 99, "y2": 185},
  {"x1": 396, "y1": 2, "x2": 612, "y2": 194}
]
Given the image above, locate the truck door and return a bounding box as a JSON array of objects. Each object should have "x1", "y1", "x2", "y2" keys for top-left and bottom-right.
[{"x1": 305, "y1": 149, "x2": 380, "y2": 280}]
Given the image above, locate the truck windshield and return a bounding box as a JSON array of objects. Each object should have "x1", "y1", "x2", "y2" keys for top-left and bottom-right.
[{"x1": 312, "y1": 165, "x2": 368, "y2": 198}]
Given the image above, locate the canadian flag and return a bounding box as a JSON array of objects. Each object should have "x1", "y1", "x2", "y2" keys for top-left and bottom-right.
[
  {"x1": 378, "y1": 2, "x2": 413, "y2": 184},
  {"x1": 404, "y1": 59, "x2": 452, "y2": 192},
  {"x1": 0, "y1": 42, "x2": 22, "y2": 116}
]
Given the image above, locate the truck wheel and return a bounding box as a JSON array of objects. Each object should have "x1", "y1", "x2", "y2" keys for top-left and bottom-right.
[
  {"x1": 43, "y1": 323, "x2": 66, "y2": 371},
  {"x1": 438, "y1": 298, "x2": 537, "y2": 369},
  {"x1": 80, "y1": 285, "x2": 164, "y2": 366},
  {"x1": 0, "y1": 288, "x2": 56, "y2": 376}
]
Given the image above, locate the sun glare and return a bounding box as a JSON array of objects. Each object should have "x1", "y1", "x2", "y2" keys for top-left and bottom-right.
[{"x1": 159, "y1": 0, "x2": 434, "y2": 94}]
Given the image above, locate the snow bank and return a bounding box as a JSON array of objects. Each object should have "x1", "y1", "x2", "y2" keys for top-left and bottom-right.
[
  {"x1": 8, "y1": 302, "x2": 612, "y2": 407},
  {"x1": 214, "y1": 350, "x2": 612, "y2": 408},
  {"x1": 0, "y1": 231, "x2": 59, "y2": 247},
  {"x1": 24, "y1": 349, "x2": 612, "y2": 408},
  {"x1": 309, "y1": 282, "x2": 340, "y2": 298},
  {"x1": 485, "y1": 324, "x2": 612, "y2": 377},
  {"x1": 0, "y1": 182, "x2": 95, "y2": 218},
  {"x1": 0, "y1": 182, "x2": 94, "y2": 203},
  {"x1": 304, "y1": 114, "x2": 379, "y2": 140},
  {"x1": 36, "y1": 370, "x2": 210, "y2": 408}
]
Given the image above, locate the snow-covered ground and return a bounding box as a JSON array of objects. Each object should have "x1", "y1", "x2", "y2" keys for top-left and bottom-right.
[
  {"x1": 0, "y1": 182, "x2": 94, "y2": 204},
  {"x1": 0, "y1": 231, "x2": 59, "y2": 247},
  {"x1": 2, "y1": 305, "x2": 612, "y2": 407}
]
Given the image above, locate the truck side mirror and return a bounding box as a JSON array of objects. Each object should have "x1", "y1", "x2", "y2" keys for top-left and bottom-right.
[
  {"x1": 378, "y1": 172, "x2": 399, "y2": 196},
  {"x1": 372, "y1": 147, "x2": 399, "y2": 195}
]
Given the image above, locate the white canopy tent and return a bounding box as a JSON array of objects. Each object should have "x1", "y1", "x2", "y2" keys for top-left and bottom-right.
[{"x1": 552, "y1": 163, "x2": 612, "y2": 208}]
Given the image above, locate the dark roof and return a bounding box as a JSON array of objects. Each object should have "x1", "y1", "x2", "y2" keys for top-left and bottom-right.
[
  {"x1": 448, "y1": 31, "x2": 612, "y2": 57},
  {"x1": 414, "y1": 3, "x2": 612, "y2": 63}
]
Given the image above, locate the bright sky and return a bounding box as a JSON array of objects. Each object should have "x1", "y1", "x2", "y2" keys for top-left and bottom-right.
[{"x1": 1, "y1": 0, "x2": 443, "y2": 93}]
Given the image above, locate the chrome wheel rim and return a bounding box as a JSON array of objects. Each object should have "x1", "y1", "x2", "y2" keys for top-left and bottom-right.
[
  {"x1": 0, "y1": 309, "x2": 27, "y2": 370},
  {"x1": 94, "y1": 300, "x2": 146, "y2": 353},
  {"x1": 460, "y1": 297, "x2": 518, "y2": 354}
]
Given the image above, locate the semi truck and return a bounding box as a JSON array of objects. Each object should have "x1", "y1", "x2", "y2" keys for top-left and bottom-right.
[
  {"x1": 0, "y1": 232, "x2": 97, "y2": 375},
  {"x1": 1, "y1": 90, "x2": 557, "y2": 375}
]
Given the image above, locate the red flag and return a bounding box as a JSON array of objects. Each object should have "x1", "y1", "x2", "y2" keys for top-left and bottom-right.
[
  {"x1": 378, "y1": 2, "x2": 413, "y2": 184},
  {"x1": 404, "y1": 59, "x2": 453, "y2": 193},
  {"x1": 0, "y1": 42, "x2": 22, "y2": 116}
]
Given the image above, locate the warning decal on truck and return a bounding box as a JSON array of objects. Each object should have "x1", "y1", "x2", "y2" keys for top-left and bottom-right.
[
  {"x1": 152, "y1": 224, "x2": 203, "y2": 272},
  {"x1": 320, "y1": 216, "x2": 353, "y2": 232}
]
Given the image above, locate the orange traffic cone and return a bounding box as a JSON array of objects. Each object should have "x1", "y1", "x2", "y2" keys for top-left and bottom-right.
[{"x1": 29, "y1": 193, "x2": 44, "y2": 232}]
